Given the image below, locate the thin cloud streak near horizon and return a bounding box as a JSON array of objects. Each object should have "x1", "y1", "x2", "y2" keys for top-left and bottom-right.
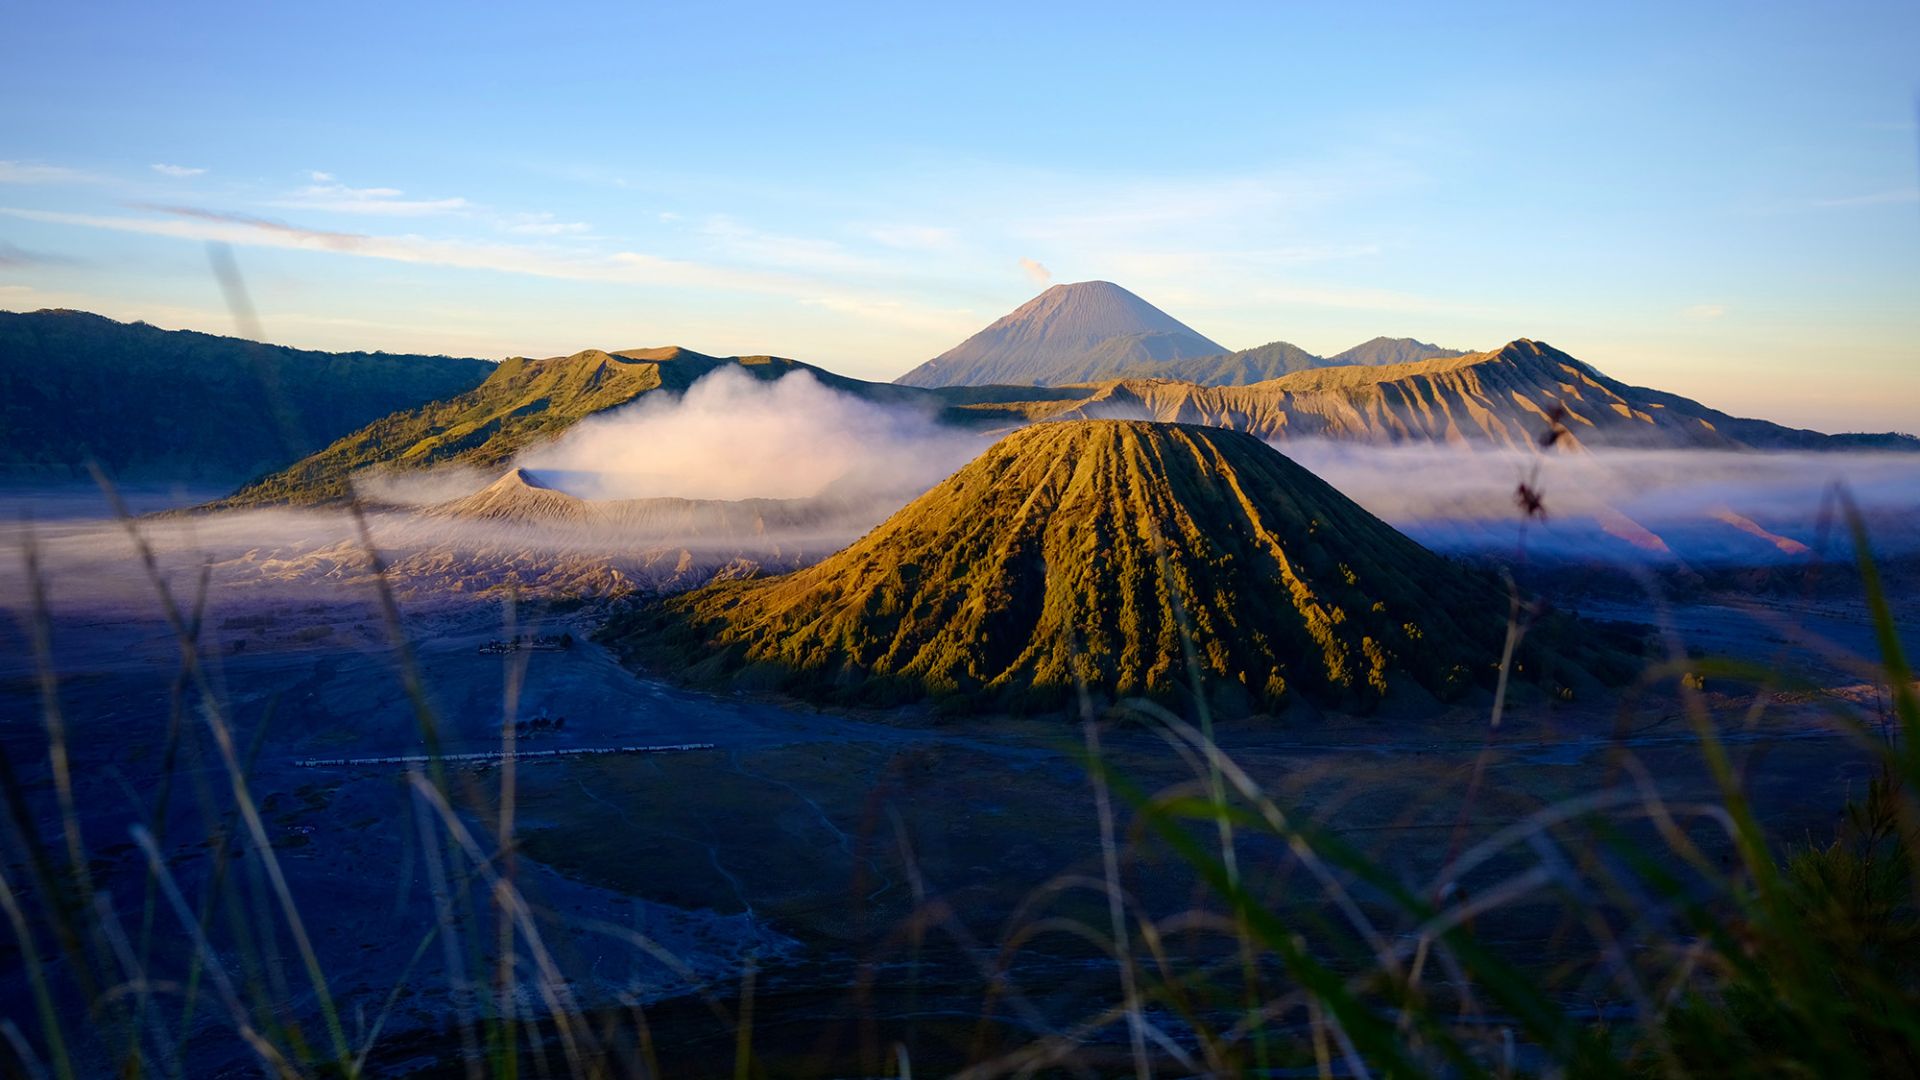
[{"x1": 0, "y1": 203, "x2": 983, "y2": 339}]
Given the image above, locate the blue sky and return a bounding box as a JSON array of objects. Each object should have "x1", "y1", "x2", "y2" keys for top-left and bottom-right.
[{"x1": 2, "y1": 1, "x2": 1916, "y2": 431}]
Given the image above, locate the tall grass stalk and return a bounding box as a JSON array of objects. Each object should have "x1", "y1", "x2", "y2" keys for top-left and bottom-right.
[{"x1": 91, "y1": 466, "x2": 354, "y2": 1070}]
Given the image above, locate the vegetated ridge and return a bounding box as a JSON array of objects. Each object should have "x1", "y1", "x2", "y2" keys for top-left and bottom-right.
[
  {"x1": 0, "y1": 309, "x2": 492, "y2": 481},
  {"x1": 608, "y1": 419, "x2": 1625, "y2": 713},
  {"x1": 214, "y1": 346, "x2": 978, "y2": 508}
]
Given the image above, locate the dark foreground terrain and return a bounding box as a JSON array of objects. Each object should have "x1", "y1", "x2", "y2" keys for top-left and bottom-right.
[{"x1": 2, "y1": 514, "x2": 1914, "y2": 1074}]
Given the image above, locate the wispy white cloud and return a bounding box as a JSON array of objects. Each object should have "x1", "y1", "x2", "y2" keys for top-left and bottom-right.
[
  {"x1": 0, "y1": 281, "x2": 534, "y2": 359},
  {"x1": 700, "y1": 214, "x2": 880, "y2": 273},
  {"x1": 127, "y1": 203, "x2": 367, "y2": 248},
  {"x1": 7, "y1": 204, "x2": 705, "y2": 282},
  {"x1": 1018, "y1": 257, "x2": 1052, "y2": 287},
  {"x1": 0, "y1": 160, "x2": 99, "y2": 185},
  {"x1": 150, "y1": 163, "x2": 207, "y2": 178},
  {"x1": 278, "y1": 174, "x2": 470, "y2": 216},
  {"x1": 1003, "y1": 161, "x2": 1411, "y2": 249},
  {"x1": 1, "y1": 203, "x2": 975, "y2": 339},
  {"x1": 0, "y1": 240, "x2": 79, "y2": 268},
  {"x1": 287, "y1": 172, "x2": 596, "y2": 239},
  {"x1": 800, "y1": 293, "x2": 978, "y2": 336}
]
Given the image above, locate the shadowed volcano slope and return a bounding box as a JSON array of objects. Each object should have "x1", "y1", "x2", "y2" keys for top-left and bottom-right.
[
  {"x1": 0, "y1": 309, "x2": 492, "y2": 482},
  {"x1": 611, "y1": 420, "x2": 1621, "y2": 713}
]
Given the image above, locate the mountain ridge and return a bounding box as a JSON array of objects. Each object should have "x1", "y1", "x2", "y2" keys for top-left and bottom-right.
[
  {"x1": 1128, "y1": 340, "x2": 1323, "y2": 384},
  {"x1": 1132, "y1": 336, "x2": 1471, "y2": 385},
  {"x1": 958, "y1": 339, "x2": 1916, "y2": 451},
  {"x1": 0, "y1": 308, "x2": 493, "y2": 481}
]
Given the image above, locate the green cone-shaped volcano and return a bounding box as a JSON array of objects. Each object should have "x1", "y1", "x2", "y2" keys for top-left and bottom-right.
[{"x1": 612, "y1": 420, "x2": 1613, "y2": 712}]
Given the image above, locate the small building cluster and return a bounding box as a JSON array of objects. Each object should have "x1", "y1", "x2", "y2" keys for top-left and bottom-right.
[
  {"x1": 514, "y1": 712, "x2": 567, "y2": 737},
  {"x1": 478, "y1": 632, "x2": 575, "y2": 655}
]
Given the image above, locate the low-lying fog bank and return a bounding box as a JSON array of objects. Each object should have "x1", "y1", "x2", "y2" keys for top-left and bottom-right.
[
  {"x1": 0, "y1": 481, "x2": 229, "y2": 520},
  {"x1": 0, "y1": 506, "x2": 877, "y2": 621},
  {"x1": 1284, "y1": 442, "x2": 1920, "y2": 565}
]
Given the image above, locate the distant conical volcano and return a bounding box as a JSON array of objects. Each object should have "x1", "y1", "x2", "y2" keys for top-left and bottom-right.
[
  {"x1": 895, "y1": 281, "x2": 1225, "y2": 388},
  {"x1": 610, "y1": 420, "x2": 1620, "y2": 713},
  {"x1": 1327, "y1": 336, "x2": 1469, "y2": 367}
]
